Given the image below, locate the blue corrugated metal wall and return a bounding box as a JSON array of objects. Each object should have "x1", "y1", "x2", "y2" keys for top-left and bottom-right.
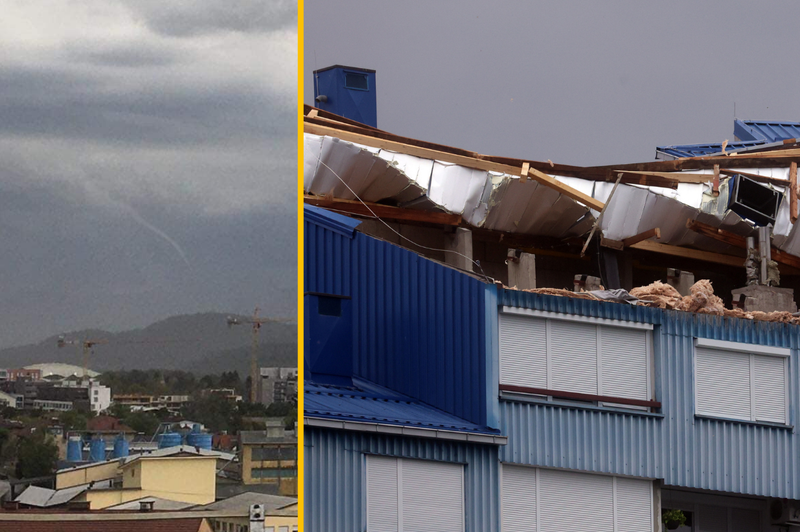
[
  {"x1": 497, "y1": 289, "x2": 800, "y2": 499},
  {"x1": 305, "y1": 211, "x2": 490, "y2": 426},
  {"x1": 305, "y1": 427, "x2": 500, "y2": 532}
]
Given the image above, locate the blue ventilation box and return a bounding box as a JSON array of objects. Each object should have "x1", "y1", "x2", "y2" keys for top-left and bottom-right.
[{"x1": 313, "y1": 65, "x2": 377, "y2": 127}]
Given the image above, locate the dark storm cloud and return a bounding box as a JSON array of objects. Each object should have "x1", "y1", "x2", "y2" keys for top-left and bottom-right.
[
  {"x1": 120, "y1": 0, "x2": 296, "y2": 37},
  {"x1": 0, "y1": 64, "x2": 293, "y2": 146},
  {"x1": 0, "y1": 175, "x2": 296, "y2": 347},
  {"x1": 0, "y1": 1, "x2": 297, "y2": 349},
  {"x1": 66, "y1": 41, "x2": 184, "y2": 68}
]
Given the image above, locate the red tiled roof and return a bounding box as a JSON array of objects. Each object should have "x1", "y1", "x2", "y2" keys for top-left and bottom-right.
[
  {"x1": 0, "y1": 517, "x2": 206, "y2": 532},
  {"x1": 87, "y1": 416, "x2": 134, "y2": 433}
]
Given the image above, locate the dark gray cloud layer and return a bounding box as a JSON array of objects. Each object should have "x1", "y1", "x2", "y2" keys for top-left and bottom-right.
[
  {"x1": 304, "y1": 0, "x2": 800, "y2": 166},
  {"x1": 122, "y1": 0, "x2": 296, "y2": 37},
  {"x1": 0, "y1": 1, "x2": 296, "y2": 349}
]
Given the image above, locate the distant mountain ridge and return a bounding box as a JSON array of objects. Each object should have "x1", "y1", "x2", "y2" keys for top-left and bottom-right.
[{"x1": 0, "y1": 312, "x2": 296, "y2": 375}]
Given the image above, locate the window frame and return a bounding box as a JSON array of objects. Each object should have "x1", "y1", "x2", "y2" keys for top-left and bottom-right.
[
  {"x1": 343, "y1": 70, "x2": 369, "y2": 91},
  {"x1": 693, "y1": 337, "x2": 790, "y2": 426},
  {"x1": 499, "y1": 307, "x2": 656, "y2": 410}
]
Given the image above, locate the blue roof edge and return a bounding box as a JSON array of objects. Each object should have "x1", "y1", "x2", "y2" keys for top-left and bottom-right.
[{"x1": 304, "y1": 204, "x2": 362, "y2": 238}]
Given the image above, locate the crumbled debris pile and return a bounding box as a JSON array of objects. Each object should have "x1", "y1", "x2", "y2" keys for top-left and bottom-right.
[
  {"x1": 629, "y1": 281, "x2": 681, "y2": 309},
  {"x1": 631, "y1": 279, "x2": 724, "y2": 314},
  {"x1": 524, "y1": 287, "x2": 599, "y2": 300},
  {"x1": 519, "y1": 279, "x2": 800, "y2": 324}
]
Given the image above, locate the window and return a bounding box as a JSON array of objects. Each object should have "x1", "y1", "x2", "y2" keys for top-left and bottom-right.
[
  {"x1": 499, "y1": 309, "x2": 653, "y2": 407},
  {"x1": 366, "y1": 455, "x2": 464, "y2": 532},
  {"x1": 252, "y1": 467, "x2": 296, "y2": 478},
  {"x1": 694, "y1": 338, "x2": 789, "y2": 424},
  {"x1": 502, "y1": 466, "x2": 653, "y2": 532},
  {"x1": 344, "y1": 71, "x2": 368, "y2": 91}
]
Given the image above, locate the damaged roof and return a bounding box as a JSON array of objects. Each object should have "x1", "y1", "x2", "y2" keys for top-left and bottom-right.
[{"x1": 304, "y1": 105, "x2": 800, "y2": 272}]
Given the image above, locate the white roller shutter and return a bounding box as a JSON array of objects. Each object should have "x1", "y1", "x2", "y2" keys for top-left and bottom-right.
[
  {"x1": 753, "y1": 354, "x2": 787, "y2": 423},
  {"x1": 367, "y1": 456, "x2": 399, "y2": 532},
  {"x1": 499, "y1": 314, "x2": 547, "y2": 388},
  {"x1": 614, "y1": 477, "x2": 653, "y2": 532},
  {"x1": 695, "y1": 344, "x2": 788, "y2": 424},
  {"x1": 600, "y1": 327, "x2": 649, "y2": 400},
  {"x1": 402, "y1": 459, "x2": 463, "y2": 532},
  {"x1": 501, "y1": 465, "x2": 537, "y2": 532},
  {"x1": 367, "y1": 456, "x2": 464, "y2": 532},
  {"x1": 549, "y1": 321, "x2": 597, "y2": 395},
  {"x1": 695, "y1": 348, "x2": 751, "y2": 421},
  {"x1": 499, "y1": 312, "x2": 651, "y2": 404},
  {"x1": 538, "y1": 469, "x2": 613, "y2": 532}
]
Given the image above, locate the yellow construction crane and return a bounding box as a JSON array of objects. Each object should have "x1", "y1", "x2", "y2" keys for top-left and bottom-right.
[
  {"x1": 57, "y1": 336, "x2": 108, "y2": 381},
  {"x1": 226, "y1": 307, "x2": 291, "y2": 404}
]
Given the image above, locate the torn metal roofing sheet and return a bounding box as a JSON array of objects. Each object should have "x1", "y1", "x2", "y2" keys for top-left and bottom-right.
[
  {"x1": 597, "y1": 167, "x2": 800, "y2": 258},
  {"x1": 16, "y1": 484, "x2": 88, "y2": 507},
  {"x1": 656, "y1": 140, "x2": 767, "y2": 159},
  {"x1": 734, "y1": 119, "x2": 800, "y2": 142},
  {"x1": 305, "y1": 377, "x2": 502, "y2": 436},
  {"x1": 304, "y1": 133, "x2": 595, "y2": 238}
]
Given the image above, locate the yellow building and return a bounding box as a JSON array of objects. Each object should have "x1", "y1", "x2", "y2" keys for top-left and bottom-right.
[
  {"x1": 239, "y1": 430, "x2": 297, "y2": 495},
  {"x1": 54, "y1": 446, "x2": 230, "y2": 510},
  {"x1": 56, "y1": 459, "x2": 122, "y2": 489}
]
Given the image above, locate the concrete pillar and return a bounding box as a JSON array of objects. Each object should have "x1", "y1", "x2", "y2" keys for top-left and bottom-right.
[
  {"x1": 507, "y1": 250, "x2": 536, "y2": 290},
  {"x1": 444, "y1": 228, "x2": 473, "y2": 272}
]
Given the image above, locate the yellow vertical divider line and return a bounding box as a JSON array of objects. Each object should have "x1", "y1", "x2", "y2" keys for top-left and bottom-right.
[{"x1": 296, "y1": 0, "x2": 305, "y2": 527}]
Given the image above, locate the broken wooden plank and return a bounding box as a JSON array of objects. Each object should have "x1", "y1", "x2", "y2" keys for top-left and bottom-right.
[
  {"x1": 712, "y1": 164, "x2": 720, "y2": 196},
  {"x1": 628, "y1": 240, "x2": 745, "y2": 267},
  {"x1": 791, "y1": 162, "x2": 798, "y2": 223},
  {"x1": 305, "y1": 121, "x2": 605, "y2": 211},
  {"x1": 717, "y1": 169, "x2": 789, "y2": 188},
  {"x1": 520, "y1": 162, "x2": 530, "y2": 183},
  {"x1": 304, "y1": 195, "x2": 462, "y2": 226},
  {"x1": 614, "y1": 170, "x2": 714, "y2": 184},
  {"x1": 600, "y1": 237, "x2": 624, "y2": 251},
  {"x1": 622, "y1": 228, "x2": 661, "y2": 248},
  {"x1": 685, "y1": 218, "x2": 800, "y2": 271}
]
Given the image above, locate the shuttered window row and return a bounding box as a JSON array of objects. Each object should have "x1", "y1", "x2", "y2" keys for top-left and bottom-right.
[
  {"x1": 695, "y1": 343, "x2": 788, "y2": 424},
  {"x1": 499, "y1": 313, "x2": 651, "y2": 403},
  {"x1": 366, "y1": 455, "x2": 464, "y2": 532},
  {"x1": 502, "y1": 466, "x2": 653, "y2": 532}
]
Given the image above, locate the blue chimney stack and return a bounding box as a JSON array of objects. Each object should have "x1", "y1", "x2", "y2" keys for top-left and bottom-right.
[{"x1": 313, "y1": 65, "x2": 377, "y2": 128}]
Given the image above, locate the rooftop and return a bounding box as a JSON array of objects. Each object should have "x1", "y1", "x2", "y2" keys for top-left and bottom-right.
[{"x1": 305, "y1": 377, "x2": 503, "y2": 437}]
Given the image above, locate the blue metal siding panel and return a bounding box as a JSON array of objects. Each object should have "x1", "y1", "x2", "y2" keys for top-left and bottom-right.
[
  {"x1": 350, "y1": 233, "x2": 488, "y2": 426},
  {"x1": 305, "y1": 211, "x2": 490, "y2": 427},
  {"x1": 735, "y1": 119, "x2": 800, "y2": 143},
  {"x1": 304, "y1": 219, "x2": 352, "y2": 297},
  {"x1": 498, "y1": 289, "x2": 800, "y2": 498},
  {"x1": 304, "y1": 427, "x2": 500, "y2": 532}
]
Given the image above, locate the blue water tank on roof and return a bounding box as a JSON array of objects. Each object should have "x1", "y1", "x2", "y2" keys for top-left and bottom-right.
[
  {"x1": 313, "y1": 65, "x2": 377, "y2": 127},
  {"x1": 89, "y1": 438, "x2": 106, "y2": 462},
  {"x1": 158, "y1": 431, "x2": 182, "y2": 449},
  {"x1": 66, "y1": 436, "x2": 82, "y2": 462},
  {"x1": 113, "y1": 434, "x2": 129, "y2": 458},
  {"x1": 186, "y1": 430, "x2": 212, "y2": 450}
]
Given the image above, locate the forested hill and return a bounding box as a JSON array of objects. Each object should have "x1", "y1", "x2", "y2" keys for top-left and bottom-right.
[{"x1": 0, "y1": 312, "x2": 296, "y2": 375}]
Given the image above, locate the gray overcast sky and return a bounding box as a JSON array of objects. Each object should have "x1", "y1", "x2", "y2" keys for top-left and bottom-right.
[
  {"x1": 305, "y1": 0, "x2": 800, "y2": 166},
  {"x1": 1, "y1": 1, "x2": 296, "y2": 348}
]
